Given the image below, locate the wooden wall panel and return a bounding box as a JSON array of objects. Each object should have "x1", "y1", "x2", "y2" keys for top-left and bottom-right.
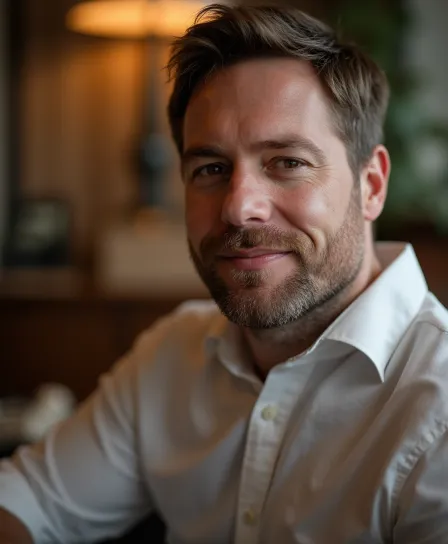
[
  {"x1": 15, "y1": 0, "x2": 330, "y2": 269},
  {"x1": 0, "y1": 1, "x2": 8, "y2": 251},
  {"x1": 19, "y1": 0, "x2": 152, "y2": 267}
]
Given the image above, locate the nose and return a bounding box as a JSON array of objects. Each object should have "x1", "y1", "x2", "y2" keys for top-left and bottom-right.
[{"x1": 220, "y1": 168, "x2": 272, "y2": 227}]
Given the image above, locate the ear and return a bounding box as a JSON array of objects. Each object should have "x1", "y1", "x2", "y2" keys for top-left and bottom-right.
[{"x1": 360, "y1": 145, "x2": 390, "y2": 222}]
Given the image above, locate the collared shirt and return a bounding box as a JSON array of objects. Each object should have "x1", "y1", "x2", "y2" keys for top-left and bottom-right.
[{"x1": 2, "y1": 242, "x2": 448, "y2": 543}]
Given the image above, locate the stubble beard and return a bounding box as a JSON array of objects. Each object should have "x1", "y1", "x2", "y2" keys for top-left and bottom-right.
[{"x1": 189, "y1": 188, "x2": 365, "y2": 329}]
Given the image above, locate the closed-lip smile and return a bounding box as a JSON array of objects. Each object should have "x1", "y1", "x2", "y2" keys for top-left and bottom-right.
[
  {"x1": 218, "y1": 248, "x2": 290, "y2": 259},
  {"x1": 215, "y1": 248, "x2": 292, "y2": 271}
]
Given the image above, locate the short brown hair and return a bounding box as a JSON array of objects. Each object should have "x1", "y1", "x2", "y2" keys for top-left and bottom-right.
[{"x1": 167, "y1": 3, "x2": 389, "y2": 173}]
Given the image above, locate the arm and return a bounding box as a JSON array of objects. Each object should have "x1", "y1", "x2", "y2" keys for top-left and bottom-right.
[
  {"x1": 393, "y1": 423, "x2": 448, "y2": 543},
  {"x1": 0, "y1": 323, "x2": 167, "y2": 543},
  {"x1": 0, "y1": 508, "x2": 33, "y2": 544}
]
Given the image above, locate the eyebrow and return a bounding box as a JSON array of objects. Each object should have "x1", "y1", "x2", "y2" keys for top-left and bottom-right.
[
  {"x1": 252, "y1": 137, "x2": 327, "y2": 164},
  {"x1": 181, "y1": 146, "x2": 226, "y2": 165},
  {"x1": 181, "y1": 135, "x2": 326, "y2": 169}
]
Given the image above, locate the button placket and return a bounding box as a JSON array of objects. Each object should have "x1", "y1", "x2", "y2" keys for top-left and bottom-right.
[
  {"x1": 234, "y1": 367, "x2": 305, "y2": 544},
  {"x1": 261, "y1": 404, "x2": 278, "y2": 421},
  {"x1": 243, "y1": 508, "x2": 258, "y2": 526}
]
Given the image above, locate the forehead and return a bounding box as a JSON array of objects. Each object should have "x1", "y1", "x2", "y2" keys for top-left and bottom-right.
[{"x1": 183, "y1": 57, "x2": 335, "y2": 148}]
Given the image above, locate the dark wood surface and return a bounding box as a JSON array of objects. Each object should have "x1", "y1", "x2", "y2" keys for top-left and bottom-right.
[{"x1": 0, "y1": 269, "x2": 206, "y2": 400}]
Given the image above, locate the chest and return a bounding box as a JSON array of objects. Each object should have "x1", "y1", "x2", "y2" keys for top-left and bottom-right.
[{"x1": 141, "y1": 361, "x2": 400, "y2": 544}]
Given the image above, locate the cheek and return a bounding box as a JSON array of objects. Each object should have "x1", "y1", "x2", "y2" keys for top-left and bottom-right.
[
  {"x1": 185, "y1": 192, "x2": 220, "y2": 249},
  {"x1": 281, "y1": 187, "x2": 329, "y2": 228},
  {"x1": 280, "y1": 184, "x2": 347, "y2": 241}
]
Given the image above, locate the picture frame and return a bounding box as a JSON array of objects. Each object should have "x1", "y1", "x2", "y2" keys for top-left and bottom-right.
[{"x1": 4, "y1": 197, "x2": 72, "y2": 267}]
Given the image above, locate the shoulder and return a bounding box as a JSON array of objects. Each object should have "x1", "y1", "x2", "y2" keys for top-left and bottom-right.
[
  {"x1": 388, "y1": 293, "x2": 448, "y2": 433},
  {"x1": 414, "y1": 292, "x2": 448, "y2": 335},
  {"x1": 390, "y1": 297, "x2": 448, "y2": 522},
  {"x1": 127, "y1": 299, "x2": 224, "y2": 375},
  {"x1": 135, "y1": 299, "x2": 222, "y2": 351},
  {"x1": 87, "y1": 300, "x2": 224, "y2": 433},
  {"x1": 403, "y1": 293, "x2": 448, "y2": 375}
]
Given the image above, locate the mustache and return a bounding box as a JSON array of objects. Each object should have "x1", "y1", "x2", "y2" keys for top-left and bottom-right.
[{"x1": 199, "y1": 225, "x2": 305, "y2": 262}]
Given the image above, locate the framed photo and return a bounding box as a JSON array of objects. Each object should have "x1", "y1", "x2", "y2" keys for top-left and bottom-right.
[{"x1": 4, "y1": 198, "x2": 71, "y2": 267}]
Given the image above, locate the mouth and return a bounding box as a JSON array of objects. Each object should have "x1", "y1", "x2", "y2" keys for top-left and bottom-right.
[{"x1": 216, "y1": 249, "x2": 292, "y2": 271}]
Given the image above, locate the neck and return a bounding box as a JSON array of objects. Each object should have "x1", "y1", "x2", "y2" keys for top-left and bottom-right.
[{"x1": 242, "y1": 248, "x2": 382, "y2": 379}]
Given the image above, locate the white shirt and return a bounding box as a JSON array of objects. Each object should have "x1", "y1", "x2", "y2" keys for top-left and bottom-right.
[{"x1": 2, "y1": 242, "x2": 448, "y2": 544}]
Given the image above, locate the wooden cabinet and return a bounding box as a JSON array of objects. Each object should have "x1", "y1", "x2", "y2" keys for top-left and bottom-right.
[{"x1": 0, "y1": 271, "x2": 203, "y2": 400}]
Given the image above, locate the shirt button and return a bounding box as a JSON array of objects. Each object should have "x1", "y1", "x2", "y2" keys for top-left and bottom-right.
[
  {"x1": 243, "y1": 508, "x2": 258, "y2": 526},
  {"x1": 261, "y1": 404, "x2": 278, "y2": 421}
]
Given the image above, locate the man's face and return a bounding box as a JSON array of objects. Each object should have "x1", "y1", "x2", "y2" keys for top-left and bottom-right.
[{"x1": 182, "y1": 57, "x2": 366, "y2": 329}]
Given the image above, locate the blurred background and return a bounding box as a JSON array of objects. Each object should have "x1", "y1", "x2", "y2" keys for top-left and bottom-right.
[{"x1": 0, "y1": 0, "x2": 447, "y2": 404}]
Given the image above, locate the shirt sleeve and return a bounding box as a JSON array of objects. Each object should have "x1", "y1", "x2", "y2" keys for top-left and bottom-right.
[
  {"x1": 393, "y1": 422, "x2": 448, "y2": 543},
  {"x1": 0, "y1": 323, "x2": 166, "y2": 543}
]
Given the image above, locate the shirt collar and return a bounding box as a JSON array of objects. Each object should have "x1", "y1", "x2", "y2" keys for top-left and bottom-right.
[
  {"x1": 205, "y1": 314, "x2": 261, "y2": 385},
  {"x1": 323, "y1": 242, "x2": 428, "y2": 381},
  {"x1": 205, "y1": 242, "x2": 428, "y2": 383}
]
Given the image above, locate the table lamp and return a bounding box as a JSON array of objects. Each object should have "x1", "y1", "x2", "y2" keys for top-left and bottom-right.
[{"x1": 66, "y1": 0, "x2": 206, "y2": 211}]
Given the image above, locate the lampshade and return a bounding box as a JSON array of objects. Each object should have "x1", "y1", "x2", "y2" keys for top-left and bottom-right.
[{"x1": 66, "y1": 0, "x2": 206, "y2": 39}]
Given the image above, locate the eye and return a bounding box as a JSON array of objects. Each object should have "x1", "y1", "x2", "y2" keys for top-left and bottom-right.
[
  {"x1": 195, "y1": 163, "x2": 226, "y2": 177},
  {"x1": 273, "y1": 158, "x2": 307, "y2": 170},
  {"x1": 189, "y1": 162, "x2": 231, "y2": 187},
  {"x1": 265, "y1": 157, "x2": 311, "y2": 180}
]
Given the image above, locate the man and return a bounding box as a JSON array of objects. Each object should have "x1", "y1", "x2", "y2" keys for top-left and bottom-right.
[{"x1": 1, "y1": 4, "x2": 448, "y2": 543}]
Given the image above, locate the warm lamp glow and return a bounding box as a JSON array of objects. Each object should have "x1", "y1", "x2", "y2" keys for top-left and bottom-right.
[{"x1": 66, "y1": 0, "x2": 206, "y2": 39}]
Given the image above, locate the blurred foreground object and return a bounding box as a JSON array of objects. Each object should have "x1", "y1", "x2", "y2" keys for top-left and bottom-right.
[{"x1": 0, "y1": 383, "x2": 76, "y2": 448}]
